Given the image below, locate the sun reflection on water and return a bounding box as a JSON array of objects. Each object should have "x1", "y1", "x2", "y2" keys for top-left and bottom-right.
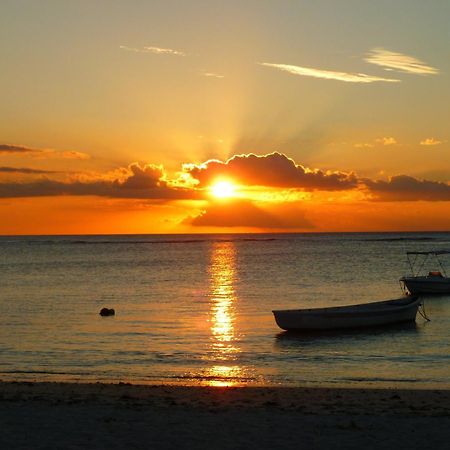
[{"x1": 206, "y1": 241, "x2": 243, "y2": 386}]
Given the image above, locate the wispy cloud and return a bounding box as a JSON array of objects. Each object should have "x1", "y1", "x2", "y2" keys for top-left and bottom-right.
[
  {"x1": 202, "y1": 72, "x2": 225, "y2": 78},
  {"x1": 354, "y1": 143, "x2": 374, "y2": 149},
  {"x1": 0, "y1": 166, "x2": 60, "y2": 174},
  {"x1": 354, "y1": 137, "x2": 398, "y2": 148},
  {"x1": 365, "y1": 48, "x2": 439, "y2": 75},
  {"x1": 0, "y1": 144, "x2": 35, "y2": 153},
  {"x1": 119, "y1": 45, "x2": 186, "y2": 56},
  {"x1": 259, "y1": 62, "x2": 400, "y2": 83},
  {"x1": 0, "y1": 143, "x2": 90, "y2": 159},
  {"x1": 420, "y1": 138, "x2": 443, "y2": 146}
]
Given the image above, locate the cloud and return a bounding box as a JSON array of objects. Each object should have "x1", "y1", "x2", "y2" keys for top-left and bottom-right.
[
  {"x1": 119, "y1": 163, "x2": 166, "y2": 189},
  {"x1": 364, "y1": 175, "x2": 450, "y2": 201},
  {"x1": 0, "y1": 162, "x2": 199, "y2": 200},
  {"x1": 420, "y1": 138, "x2": 443, "y2": 146},
  {"x1": 354, "y1": 143, "x2": 374, "y2": 148},
  {"x1": 0, "y1": 144, "x2": 36, "y2": 153},
  {"x1": 0, "y1": 166, "x2": 60, "y2": 174},
  {"x1": 376, "y1": 137, "x2": 397, "y2": 146},
  {"x1": 0, "y1": 180, "x2": 112, "y2": 198},
  {"x1": 185, "y1": 199, "x2": 314, "y2": 229},
  {"x1": 2, "y1": 154, "x2": 449, "y2": 203},
  {"x1": 187, "y1": 200, "x2": 282, "y2": 228},
  {"x1": 0, "y1": 144, "x2": 90, "y2": 159},
  {"x1": 39, "y1": 150, "x2": 90, "y2": 160},
  {"x1": 355, "y1": 137, "x2": 397, "y2": 148},
  {"x1": 120, "y1": 45, "x2": 186, "y2": 56},
  {"x1": 0, "y1": 180, "x2": 197, "y2": 200},
  {"x1": 184, "y1": 152, "x2": 358, "y2": 191},
  {"x1": 259, "y1": 62, "x2": 400, "y2": 83},
  {"x1": 202, "y1": 72, "x2": 225, "y2": 78},
  {"x1": 365, "y1": 48, "x2": 439, "y2": 75}
]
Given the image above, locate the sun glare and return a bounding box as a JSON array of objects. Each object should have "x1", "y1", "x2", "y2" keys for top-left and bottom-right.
[{"x1": 211, "y1": 181, "x2": 236, "y2": 198}]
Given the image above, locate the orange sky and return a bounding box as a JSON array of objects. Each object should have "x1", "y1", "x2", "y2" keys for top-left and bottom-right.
[
  {"x1": 1, "y1": 152, "x2": 449, "y2": 234},
  {"x1": 0, "y1": 1, "x2": 449, "y2": 234}
]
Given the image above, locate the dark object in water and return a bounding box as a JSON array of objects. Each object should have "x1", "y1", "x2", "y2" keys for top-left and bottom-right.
[{"x1": 99, "y1": 307, "x2": 115, "y2": 316}]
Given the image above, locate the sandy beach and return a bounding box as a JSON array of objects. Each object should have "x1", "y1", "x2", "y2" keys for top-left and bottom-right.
[{"x1": 1, "y1": 381, "x2": 449, "y2": 449}]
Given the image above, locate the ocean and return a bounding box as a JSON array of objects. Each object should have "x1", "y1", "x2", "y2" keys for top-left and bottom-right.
[{"x1": 1, "y1": 232, "x2": 449, "y2": 388}]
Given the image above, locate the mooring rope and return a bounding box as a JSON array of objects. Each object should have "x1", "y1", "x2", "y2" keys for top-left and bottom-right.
[{"x1": 418, "y1": 300, "x2": 430, "y2": 322}]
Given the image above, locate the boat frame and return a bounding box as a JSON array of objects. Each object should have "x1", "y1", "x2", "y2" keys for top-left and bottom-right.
[
  {"x1": 405, "y1": 250, "x2": 449, "y2": 277},
  {"x1": 400, "y1": 250, "x2": 450, "y2": 295}
]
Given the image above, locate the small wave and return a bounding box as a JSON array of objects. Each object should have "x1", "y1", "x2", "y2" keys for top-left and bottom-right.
[
  {"x1": 19, "y1": 237, "x2": 280, "y2": 246},
  {"x1": 25, "y1": 239, "x2": 204, "y2": 245},
  {"x1": 1, "y1": 370, "x2": 85, "y2": 375},
  {"x1": 171, "y1": 375, "x2": 256, "y2": 382},
  {"x1": 338, "y1": 376, "x2": 422, "y2": 383},
  {"x1": 361, "y1": 237, "x2": 438, "y2": 242},
  {"x1": 238, "y1": 238, "x2": 277, "y2": 242}
]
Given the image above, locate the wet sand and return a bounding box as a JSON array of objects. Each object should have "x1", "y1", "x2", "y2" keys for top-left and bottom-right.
[{"x1": 1, "y1": 381, "x2": 449, "y2": 449}]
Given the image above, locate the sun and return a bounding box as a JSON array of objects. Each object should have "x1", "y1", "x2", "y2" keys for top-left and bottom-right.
[{"x1": 210, "y1": 180, "x2": 236, "y2": 198}]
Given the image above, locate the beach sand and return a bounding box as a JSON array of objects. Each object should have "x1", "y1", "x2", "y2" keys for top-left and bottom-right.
[{"x1": 1, "y1": 381, "x2": 449, "y2": 449}]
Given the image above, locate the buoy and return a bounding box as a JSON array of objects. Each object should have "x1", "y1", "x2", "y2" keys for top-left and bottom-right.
[{"x1": 99, "y1": 307, "x2": 115, "y2": 316}]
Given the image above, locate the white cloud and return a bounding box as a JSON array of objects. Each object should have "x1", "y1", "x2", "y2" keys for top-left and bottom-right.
[
  {"x1": 365, "y1": 48, "x2": 439, "y2": 75},
  {"x1": 120, "y1": 45, "x2": 186, "y2": 56},
  {"x1": 376, "y1": 137, "x2": 397, "y2": 146},
  {"x1": 420, "y1": 138, "x2": 443, "y2": 146},
  {"x1": 203, "y1": 72, "x2": 225, "y2": 78},
  {"x1": 259, "y1": 62, "x2": 400, "y2": 83},
  {"x1": 354, "y1": 143, "x2": 374, "y2": 149}
]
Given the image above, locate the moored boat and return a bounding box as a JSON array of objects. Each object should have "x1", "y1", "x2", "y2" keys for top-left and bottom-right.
[
  {"x1": 400, "y1": 250, "x2": 450, "y2": 295},
  {"x1": 273, "y1": 296, "x2": 421, "y2": 331}
]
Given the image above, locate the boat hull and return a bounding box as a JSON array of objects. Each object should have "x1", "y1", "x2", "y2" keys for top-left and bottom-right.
[
  {"x1": 400, "y1": 276, "x2": 450, "y2": 294},
  {"x1": 273, "y1": 297, "x2": 420, "y2": 331}
]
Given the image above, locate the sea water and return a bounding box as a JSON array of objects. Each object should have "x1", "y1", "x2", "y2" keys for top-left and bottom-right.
[{"x1": 0, "y1": 232, "x2": 449, "y2": 388}]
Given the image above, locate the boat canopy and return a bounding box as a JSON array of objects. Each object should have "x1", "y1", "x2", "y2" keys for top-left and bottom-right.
[{"x1": 404, "y1": 249, "x2": 449, "y2": 277}]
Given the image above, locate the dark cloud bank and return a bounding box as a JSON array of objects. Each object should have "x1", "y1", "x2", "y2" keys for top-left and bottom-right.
[
  {"x1": 185, "y1": 152, "x2": 358, "y2": 191},
  {"x1": 1, "y1": 152, "x2": 449, "y2": 202}
]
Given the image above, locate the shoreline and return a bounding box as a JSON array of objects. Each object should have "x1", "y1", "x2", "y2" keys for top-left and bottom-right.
[
  {"x1": 2, "y1": 381, "x2": 449, "y2": 449},
  {"x1": 2, "y1": 380, "x2": 450, "y2": 415}
]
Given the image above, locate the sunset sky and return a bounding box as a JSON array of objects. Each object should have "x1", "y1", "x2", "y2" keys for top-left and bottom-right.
[{"x1": 1, "y1": 0, "x2": 449, "y2": 234}]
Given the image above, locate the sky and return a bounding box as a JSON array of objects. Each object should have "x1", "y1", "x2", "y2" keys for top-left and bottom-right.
[{"x1": 0, "y1": 0, "x2": 449, "y2": 234}]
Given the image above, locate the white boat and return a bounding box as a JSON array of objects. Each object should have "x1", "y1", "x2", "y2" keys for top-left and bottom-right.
[
  {"x1": 400, "y1": 250, "x2": 450, "y2": 295},
  {"x1": 272, "y1": 296, "x2": 421, "y2": 331}
]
